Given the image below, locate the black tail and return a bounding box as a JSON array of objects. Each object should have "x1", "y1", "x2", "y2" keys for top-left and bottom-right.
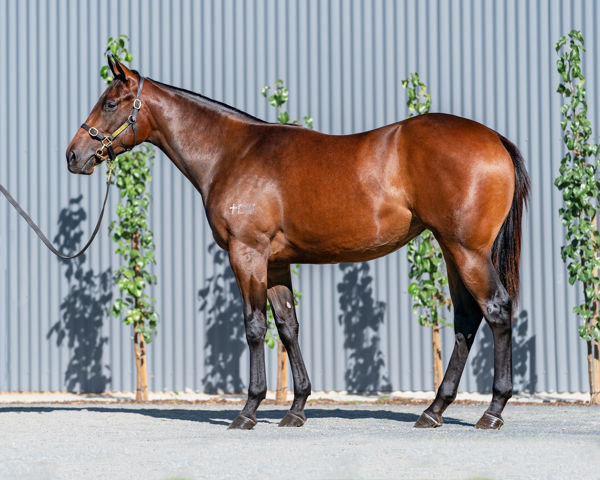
[{"x1": 492, "y1": 134, "x2": 530, "y2": 306}]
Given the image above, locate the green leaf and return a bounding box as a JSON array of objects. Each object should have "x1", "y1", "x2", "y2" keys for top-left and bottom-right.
[
  {"x1": 103, "y1": 34, "x2": 159, "y2": 343},
  {"x1": 278, "y1": 111, "x2": 290, "y2": 124},
  {"x1": 555, "y1": 29, "x2": 600, "y2": 350},
  {"x1": 403, "y1": 74, "x2": 452, "y2": 334}
]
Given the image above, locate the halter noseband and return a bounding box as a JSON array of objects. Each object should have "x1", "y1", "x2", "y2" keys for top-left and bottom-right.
[{"x1": 80, "y1": 75, "x2": 145, "y2": 164}]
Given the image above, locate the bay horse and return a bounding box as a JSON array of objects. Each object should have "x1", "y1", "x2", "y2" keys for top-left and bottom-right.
[{"x1": 67, "y1": 56, "x2": 529, "y2": 430}]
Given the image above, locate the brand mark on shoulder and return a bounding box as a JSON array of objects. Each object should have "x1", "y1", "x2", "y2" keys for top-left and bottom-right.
[{"x1": 229, "y1": 203, "x2": 256, "y2": 215}]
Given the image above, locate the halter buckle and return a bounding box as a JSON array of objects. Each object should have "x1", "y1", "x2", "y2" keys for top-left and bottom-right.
[
  {"x1": 102, "y1": 138, "x2": 113, "y2": 148},
  {"x1": 88, "y1": 127, "x2": 99, "y2": 138},
  {"x1": 133, "y1": 98, "x2": 142, "y2": 110}
]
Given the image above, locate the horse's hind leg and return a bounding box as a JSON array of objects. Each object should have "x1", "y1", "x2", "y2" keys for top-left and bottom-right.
[
  {"x1": 435, "y1": 243, "x2": 512, "y2": 429},
  {"x1": 415, "y1": 256, "x2": 483, "y2": 428},
  {"x1": 227, "y1": 240, "x2": 269, "y2": 430},
  {"x1": 267, "y1": 264, "x2": 311, "y2": 427}
]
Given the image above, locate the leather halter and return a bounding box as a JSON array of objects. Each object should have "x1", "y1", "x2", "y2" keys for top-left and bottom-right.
[
  {"x1": 81, "y1": 75, "x2": 145, "y2": 163},
  {"x1": 0, "y1": 75, "x2": 145, "y2": 260}
]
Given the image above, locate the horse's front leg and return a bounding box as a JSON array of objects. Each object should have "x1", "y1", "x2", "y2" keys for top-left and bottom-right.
[
  {"x1": 227, "y1": 240, "x2": 269, "y2": 430},
  {"x1": 267, "y1": 264, "x2": 311, "y2": 427}
]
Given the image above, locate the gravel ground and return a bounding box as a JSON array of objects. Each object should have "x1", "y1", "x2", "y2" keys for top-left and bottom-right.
[{"x1": 0, "y1": 403, "x2": 598, "y2": 480}]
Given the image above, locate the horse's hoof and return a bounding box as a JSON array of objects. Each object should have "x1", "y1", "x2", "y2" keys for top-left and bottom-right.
[
  {"x1": 414, "y1": 411, "x2": 443, "y2": 428},
  {"x1": 278, "y1": 411, "x2": 306, "y2": 427},
  {"x1": 228, "y1": 414, "x2": 257, "y2": 430},
  {"x1": 475, "y1": 411, "x2": 504, "y2": 430}
]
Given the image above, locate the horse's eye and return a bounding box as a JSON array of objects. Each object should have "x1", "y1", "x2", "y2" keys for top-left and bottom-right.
[{"x1": 104, "y1": 101, "x2": 118, "y2": 111}]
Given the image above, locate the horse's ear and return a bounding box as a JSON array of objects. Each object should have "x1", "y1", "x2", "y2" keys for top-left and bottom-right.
[{"x1": 108, "y1": 54, "x2": 127, "y2": 82}]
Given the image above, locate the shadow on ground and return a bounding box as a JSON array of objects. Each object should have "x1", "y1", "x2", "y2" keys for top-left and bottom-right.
[{"x1": 0, "y1": 406, "x2": 471, "y2": 427}]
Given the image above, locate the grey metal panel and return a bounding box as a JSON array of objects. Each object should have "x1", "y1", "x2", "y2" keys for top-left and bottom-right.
[{"x1": 0, "y1": 0, "x2": 597, "y2": 394}]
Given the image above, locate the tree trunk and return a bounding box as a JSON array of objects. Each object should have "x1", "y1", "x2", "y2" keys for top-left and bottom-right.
[
  {"x1": 588, "y1": 336, "x2": 600, "y2": 405},
  {"x1": 139, "y1": 328, "x2": 149, "y2": 401},
  {"x1": 593, "y1": 338, "x2": 600, "y2": 404},
  {"x1": 133, "y1": 324, "x2": 148, "y2": 402},
  {"x1": 275, "y1": 339, "x2": 288, "y2": 404},
  {"x1": 132, "y1": 231, "x2": 149, "y2": 403},
  {"x1": 134, "y1": 327, "x2": 142, "y2": 401},
  {"x1": 432, "y1": 322, "x2": 443, "y2": 393},
  {"x1": 589, "y1": 218, "x2": 600, "y2": 405}
]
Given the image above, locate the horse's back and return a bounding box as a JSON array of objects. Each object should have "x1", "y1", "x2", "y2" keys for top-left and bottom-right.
[{"x1": 213, "y1": 113, "x2": 516, "y2": 263}]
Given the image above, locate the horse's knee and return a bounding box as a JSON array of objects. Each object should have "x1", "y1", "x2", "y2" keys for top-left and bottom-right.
[
  {"x1": 245, "y1": 311, "x2": 266, "y2": 345},
  {"x1": 274, "y1": 314, "x2": 298, "y2": 339},
  {"x1": 269, "y1": 291, "x2": 299, "y2": 340}
]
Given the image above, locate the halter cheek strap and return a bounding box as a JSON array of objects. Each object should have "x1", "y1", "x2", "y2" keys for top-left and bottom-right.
[{"x1": 81, "y1": 76, "x2": 145, "y2": 163}]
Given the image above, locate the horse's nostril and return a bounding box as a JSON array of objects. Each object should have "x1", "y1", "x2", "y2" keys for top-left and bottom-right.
[{"x1": 68, "y1": 150, "x2": 77, "y2": 165}]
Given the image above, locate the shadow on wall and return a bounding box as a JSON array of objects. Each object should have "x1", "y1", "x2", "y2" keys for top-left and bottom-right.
[
  {"x1": 337, "y1": 262, "x2": 391, "y2": 393},
  {"x1": 47, "y1": 195, "x2": 112, "y2": 392},
  {"x1": 198, "y1": 242, "x2": 245, "y2": 393},
  {"x1": 471, "y1": 310, "x2": 537, "y2": 393}
]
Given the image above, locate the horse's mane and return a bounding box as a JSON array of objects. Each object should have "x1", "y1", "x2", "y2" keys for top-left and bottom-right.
[{"x1": 144, "y1": 73, "x2": 266, "y2": 124}]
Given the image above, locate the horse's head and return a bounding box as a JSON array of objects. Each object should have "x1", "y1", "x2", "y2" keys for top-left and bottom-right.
[{"x1": 66, "y1": 55, "x2": 148, "y2": 175}]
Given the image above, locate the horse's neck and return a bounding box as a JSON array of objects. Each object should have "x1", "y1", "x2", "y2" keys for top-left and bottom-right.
[{"x1": 145, "y1": 80, "x2": 259, "y2": 198}]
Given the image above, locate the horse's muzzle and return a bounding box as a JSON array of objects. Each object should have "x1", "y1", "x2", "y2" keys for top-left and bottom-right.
[{"x1": 67, "y1": 150, "x2": 95, "y2": 175}]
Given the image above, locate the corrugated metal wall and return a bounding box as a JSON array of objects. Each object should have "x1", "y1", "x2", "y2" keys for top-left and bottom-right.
[{"x1": 1, "y1": 0, "x2": 598, "y2": 393}]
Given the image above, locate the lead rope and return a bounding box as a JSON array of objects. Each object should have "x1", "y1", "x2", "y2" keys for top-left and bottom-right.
[
  {"x1": 1, "y1": 74, "x2": 144, "y2": 260},
  {"x1": 0, "y1": 164, "x2": 114, "y2": 260}
]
